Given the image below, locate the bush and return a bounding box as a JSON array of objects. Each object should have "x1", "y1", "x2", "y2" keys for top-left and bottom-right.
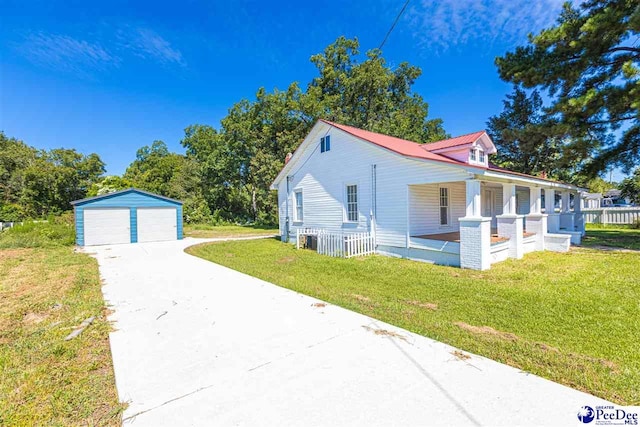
[
  {"x1": 0, "y1": 203, "x2": 26, "y2": 222},
  {"x1": 632, "y1": 218, "x2": 640, "y2": 230},
  {"x1": 0, "y1": 213, "x2": 75, "y2": 248}
]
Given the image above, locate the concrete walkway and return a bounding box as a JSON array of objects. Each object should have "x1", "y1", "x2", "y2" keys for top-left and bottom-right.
[{"x1": 89, "y1": 238, "x2": 608, "y2": 426}]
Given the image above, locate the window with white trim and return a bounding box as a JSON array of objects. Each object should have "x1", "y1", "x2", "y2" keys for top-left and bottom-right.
[
  {"x1": 470, "y1": 149, "x2": 477, "y2": 162},
  {"x1": 439, "y1": 187, "x2": 450, "y2": 226},
  {"x1": 346, "y1": 185, "x2": 358, "y2": 222},
  {"x1": 294, "y1": 190, "x2": 303, "y2": 221},
  {"x1": 478, "y1": 149, "x2": 485, "y2": 163}
]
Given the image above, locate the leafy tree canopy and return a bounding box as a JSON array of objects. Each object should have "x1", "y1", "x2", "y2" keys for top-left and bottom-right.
[
  {"x1": 495, "y1": 0, "x2": 640, "y2": 176},
  {"x1": 620, "y1": 167, "x2": 640, "y2": 204},
  {"x1": 487, "y1": 87, "x2": 565, "y2": 177},
  {"x1": 86, "y1": 176, "x2": 133, "y2": 197},
  {"x1": 0, "y1": 132, "x2": 105, "y2": 218},
  {"x1": 182, "y1": 36, "x2": 447, "y2": 224}
]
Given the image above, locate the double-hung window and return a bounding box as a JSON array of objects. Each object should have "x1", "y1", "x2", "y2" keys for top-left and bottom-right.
[
  {"x1": 439, "y1": 187, "x2": 449, "y2": 226},
  {"x1": 346, "y1": 185, "x2": 358, "y2": 222},
  {"x1": 478, "y1": 149, "x2": 485, "y2": 163},
  {"x1": 321, "y1": 135, "x2": 331, "y2": 153},
  {"x1": 294, "y1": 190, "x2": 303, "y2": 221},
  {"x1": 470, "y1": 149, "x2": 477, "y2": 162}
]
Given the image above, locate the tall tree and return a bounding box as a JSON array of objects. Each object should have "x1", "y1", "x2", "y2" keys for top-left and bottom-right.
[
  {"x1": 124, "y1": 140, "x2": 207, "y2": 222},
  {"x1": 184, "y1": 36, "x2": 447, "y2": 224},
  {"x1": 487, "y1": 87, "x2": 564, "y2": 176},
  {"x1": 620, "y1": 167, "x2": 640, "y2": 204},
  {"x1": 495, "y1": 0, "x2": 640, "y2": 176},
  {"x1": 304, "y1": 36, "x2": 447, "y2": 142},
  {"x1": 86, "y1": 176, "x2": 133, "y2": 197}
]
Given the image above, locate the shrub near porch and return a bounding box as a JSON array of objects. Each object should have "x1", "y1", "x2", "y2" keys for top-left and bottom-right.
[{"x1": 188, "y1": 238, "x2": 640, "y2": 405}]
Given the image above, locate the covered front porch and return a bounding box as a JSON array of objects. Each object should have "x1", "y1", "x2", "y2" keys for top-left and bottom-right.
[{"x1": 407, "y1": 176, "x2": 585, "y2": 270}]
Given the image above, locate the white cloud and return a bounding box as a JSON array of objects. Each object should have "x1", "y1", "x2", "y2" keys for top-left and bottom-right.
[
  {"x1": 406, "y1": 0, "x2": 574, "y2": 52},
  {"x1": 17, "y1": 33, "x2": 116, "y2": 75},
  {"x1": 15, "y1": 26, "x2": 185, "y2": 77},
  {"x1": 120, "y1": 27, "x2": 186, "y2": 67}
]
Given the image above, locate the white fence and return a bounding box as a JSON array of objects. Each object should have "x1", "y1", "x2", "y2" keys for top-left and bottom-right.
[
  {"x1": 0, "y1": 222, "x2": 21, "y2": 231},
  {"x1": 296, "y1": 228, "x2": 375, "y2": 258},
  {"x1": 582, "y1": 208, "x2": 640, "y2": 225}
]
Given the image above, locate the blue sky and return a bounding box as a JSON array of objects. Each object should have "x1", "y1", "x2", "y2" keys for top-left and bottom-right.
[{"x1": 0, "y1": 0, "x2": 626, "y2": 180}]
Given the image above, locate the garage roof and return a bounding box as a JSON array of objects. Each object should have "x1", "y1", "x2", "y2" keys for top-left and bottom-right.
[{"x1": 71, "y1": 188, "x2": 183, "y2": 206}]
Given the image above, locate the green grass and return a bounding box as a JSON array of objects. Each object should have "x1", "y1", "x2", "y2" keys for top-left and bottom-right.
[
  {"x1": 0, "y1": 214, "x2": 75, "y2": 248},
  {"x1": 188, "y1": 238, "x2": 640, "y2": 405},
  {"x1": 0, "y1": 247, "x2": 124, "y2": 425},
  {"x1": 582, "y1": 224, "x2": 640, "y2": 250},
  {"x1": 184, "y1": 223, "x2": 278, "y2": 239}
]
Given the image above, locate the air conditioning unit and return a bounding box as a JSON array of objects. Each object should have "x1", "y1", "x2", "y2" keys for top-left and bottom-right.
[{"x1": 305, "y1": 235, "x2": 318, "y2": 250}]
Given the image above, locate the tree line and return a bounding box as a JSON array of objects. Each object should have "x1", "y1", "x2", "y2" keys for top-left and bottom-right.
[{"x1": 1, "y1": 1, "x2": 638, "y2": 223}]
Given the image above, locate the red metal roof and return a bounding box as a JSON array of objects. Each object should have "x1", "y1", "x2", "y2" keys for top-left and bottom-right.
[
  {"x1": 319, "y1": 119, "x2": 573, "y2": 186},
  {"x1": 422, "y1": 130, "x2": 486, "y2": 151},
  {"x1": 319, "y1": 120, "x2": 471, "y2": 166}
]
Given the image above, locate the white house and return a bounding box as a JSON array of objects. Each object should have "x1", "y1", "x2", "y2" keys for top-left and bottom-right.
[{"x1": 271, "y1": 120, "x2": 586, "y2": 270}]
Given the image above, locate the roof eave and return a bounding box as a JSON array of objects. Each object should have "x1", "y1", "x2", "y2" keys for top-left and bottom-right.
[{"x1": 71, "y1": 188, "x2": 183, "y2": 206}]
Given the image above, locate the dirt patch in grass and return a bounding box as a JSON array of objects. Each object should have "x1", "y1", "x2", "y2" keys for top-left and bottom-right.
[
  {"x1": 22, "y1": 312, "x2": 48, "y2": 325},
  {"x1": 276, "y1": 256, "x2": 296, "y2": 264},
  {"x1": 362, "y1": 325, "x2": 408, "y2": 342},
  {"x1": 406, "y1": 300, "x2": 438, "y2": 310},
  {"x1": 454, "y1": 321, "x2": 519, "y2": 341},
  {"x1": 457, "y1": 322, "x2": 619, "y2": 374},
  {"x1": 351, "y1": 294, "x2": 371, "y2": 303}
]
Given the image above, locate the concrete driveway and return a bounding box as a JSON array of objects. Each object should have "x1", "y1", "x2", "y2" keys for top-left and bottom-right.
[{"x1": 89, "y1": 238, "x2": 608, "y2": 426}]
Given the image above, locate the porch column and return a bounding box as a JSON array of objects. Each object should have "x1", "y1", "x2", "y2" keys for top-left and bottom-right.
[
  {"x1": 545, "y1": 189, "x2": 560, "y2": 233},
  {"x1": 560, "y1": 191, "x2": 574, "y2": 231},
  {"x1": 465, "y1": 179, "x2": 482, "y2": 218},
  {"x1": 496, "y1": 183, "x2": 524, "y2": 259},
  {"x1": 459, "y1": 179, "x2": 491, "y2": 270},
  {"x1": 526, "y1": 186, "x2": 547, "y2": 251},
  {"x1": 574, "y1": 191, "x2": 586, "y2": 236}
]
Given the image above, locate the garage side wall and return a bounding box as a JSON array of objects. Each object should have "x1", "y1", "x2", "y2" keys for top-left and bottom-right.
[{"x1": 75, "y1": 192, "x2": 183, "y2": 245}]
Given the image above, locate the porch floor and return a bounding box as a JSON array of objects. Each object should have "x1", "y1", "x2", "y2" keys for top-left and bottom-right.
[{"x1": 414, "y1": 231, "x2": 535, "y2": 244}]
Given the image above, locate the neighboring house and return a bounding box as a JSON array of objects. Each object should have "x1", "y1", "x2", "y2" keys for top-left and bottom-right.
[
  {"x1": 583, "y1": 193, "x2": 602, "y2": 209},
  {"x1": 271, "y1": 120, "x2": 585, "y2": 270},
  {"x1": 583, "y1": 190, "x2": 633, "y2": 208},
  {"x1": 602, "y1": 189, "x2": 632, "y2": 207}
]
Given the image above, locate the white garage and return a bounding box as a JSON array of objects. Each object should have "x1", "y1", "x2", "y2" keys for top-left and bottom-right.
[
  {"x1": 137, "y1": 208, "x2": 178, "y2": 243},
  {"x1": 83, "y1": 208, "x2": 131, "y2": 246},
  {"x1": 72, "y1": 188, "x2": 183, "y2": 246}
]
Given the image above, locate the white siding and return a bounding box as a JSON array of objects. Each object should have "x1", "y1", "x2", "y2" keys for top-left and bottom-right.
[
  {"x1": 277, "y1": 125, "x2": 470, "y2": 247},
  {"x1": 439, "y1": 148, "x2": 469, "y2": 163},
  {"x1": 408, "y1": 182, "x2": 466, "y2": 236}
]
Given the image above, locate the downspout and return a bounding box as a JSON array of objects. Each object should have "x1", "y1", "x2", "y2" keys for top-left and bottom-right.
[
  {"x1": 370, "y1": 164, "x2": 377, "y2": 248},
  {"x1": 285, "y1": 175, "x2": 291, "y2": 242}
]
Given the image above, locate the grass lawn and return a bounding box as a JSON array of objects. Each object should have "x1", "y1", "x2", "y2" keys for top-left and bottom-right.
[
  {"x1": 582, "y1": 224, "x2": 640, "y2": 251},
  {"x1": 188, "y1": 238, "x2": 640, "y2": 405},
  {"x1": 0, "y1": 247, "x2": 123, "y2": 425},
  {"x1": 184, "y1": 223, "x2": 278, "y2": 239}
]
